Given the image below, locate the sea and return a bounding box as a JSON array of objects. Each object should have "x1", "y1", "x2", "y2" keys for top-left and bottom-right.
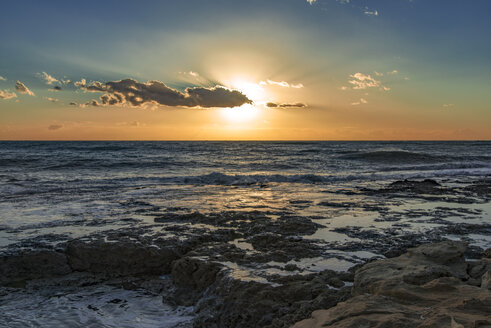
[{"x1": 0, "y1": 141, "x2": 490, "y2": 327}]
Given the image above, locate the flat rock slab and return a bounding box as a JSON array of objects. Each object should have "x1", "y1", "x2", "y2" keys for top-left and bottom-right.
[{"x1": 292, "y1": 241, "x2": 491, "y2": 328}]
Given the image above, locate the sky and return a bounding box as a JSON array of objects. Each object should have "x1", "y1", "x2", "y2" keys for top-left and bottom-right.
[{"x1": 0, "y1": 0, "x2": 490, "y2": 140}]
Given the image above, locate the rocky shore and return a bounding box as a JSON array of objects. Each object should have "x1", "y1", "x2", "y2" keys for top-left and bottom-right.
[
  {"x1": 0, "y1": 179, "x2": 490, "y2": 327},
  {"x1": 1, "y1": 238, "x2": 490, "y2": 327},
  {"x1": 293, "y1": 241, "x2": 491, "y2": 328}
]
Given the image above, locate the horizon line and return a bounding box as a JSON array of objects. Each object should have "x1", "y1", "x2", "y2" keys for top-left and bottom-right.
[{"x1": 1, "y1": 139, "x2": 489, "y2": 142}]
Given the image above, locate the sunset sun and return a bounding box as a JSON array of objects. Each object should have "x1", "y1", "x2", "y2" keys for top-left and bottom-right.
[
  {"x1": 221, "y1": 103, "x2": 260, "y2": 123},
  {"x1": 229, "y1": 79, "x2": 265, "y2": 102}
]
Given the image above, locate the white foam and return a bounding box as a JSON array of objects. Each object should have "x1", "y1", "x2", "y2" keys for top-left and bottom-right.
[{"x1": 0, "y1": 284, "x2": 194, "y2": 328}]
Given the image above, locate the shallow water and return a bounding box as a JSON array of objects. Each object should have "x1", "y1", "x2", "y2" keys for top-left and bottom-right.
[
  {"x1": 1, "y1": 141, "x2": 489, "y2": 231},
  {"x1": 0, "y1": 141, "x2": 490, "y2": 326},
  {"x1": 0, "y1": 283, "x2": 193, "y2": 328}
]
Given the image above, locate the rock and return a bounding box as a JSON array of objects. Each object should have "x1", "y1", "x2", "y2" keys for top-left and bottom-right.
[
  {"x1": 247, "y1": 233, "x2": 323, "y2": 261},
  {"x1": 66, "y1": 239, "x2": 179, "y2": 276},
  {"x1": 171, "y1": 257, "x2": 222, "y2": 291},
  {"x1": 482, "y1": 271, "x2": 491, "y2": 290},
  {"x1": 387, "y1": 179, "x2": 442, "y2": 194},
  {"x1": 193, "y1": 268, "x2": 351, "y2": 328},
  {"x1": 292, "y1": 241, "x2": 491, "y2": 328},
  {"x1": 463, "y1": 179, "x2": 491, "y2": 198},
  {"x1": 292, "y1": 295, "x2": 423, "y2": 328},
  {"x1": 0, "y1": 250, "x2": 71, "y2": 286},
  {"x1": 353, "y1": 241, "x2": 468, "y2": 297}
]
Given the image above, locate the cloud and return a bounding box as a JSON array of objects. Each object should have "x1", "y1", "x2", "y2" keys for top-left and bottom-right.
[
  {"x1": 364, "y1": 9, "x2": 379, "y2": 16},
  {"x1": 117, "y1": 121, "x2": 142, "y2": 127},
  {"x1": 348, "y1": 73, "x2": 390, "y2": 91},
  {"x1": 44, "y1": 97, "x2": 58, "y2": 102},
  {"x1": 49, "y1": 86, "x2": 62, "y2": 92},
  {"x1": 348, "y1": 73, "x2": 380, "y2": 89},
  {"x1": 0, "y1": 89, "x2": 17, "y2": 100},
  {"x1": 259, "y1": 80, "x2": 304, "y2": 88},
  {"x1": 266, "y1": 102, "x2": 307, "y2": 108},
  {"x1": 0, "y1": 76, "x2": 6, "y2": 81},
  {"x1": 48, "y1": 124, "x2": 63, "y2": 130},
  {"x1": 100, "y1": 93, "x2": 124, "y2": 105},
  {"x1": 85, "y1": 100, "x2": 100, "y2": 107},
  {"x1": 443, "y1": 103, "x2": 454, "y2": 108},
  {"x1": 306, "y1": 0, "x2": 316, "y2": 4},
  {"x1": 351, "y1": 98, "x2": 368, "y2": 106},
  {"x1": 37, "y1": 72, "x2": 60, "y2": 85},
  {"x1": 15, "y1": 81, "x2": 35, "y2": 96},
  {"x1": 388, "y1": 70, "x2": 398, "y2": 75},
  {"x1": 79, "y1": 79, "x2": 252, "y2": 108},
  {"x1": 69, "y1": 102, "x2": 78, "y2": 106},
  {"x1": 74, "y1": 78, "x2": 87, "y2": 87}
]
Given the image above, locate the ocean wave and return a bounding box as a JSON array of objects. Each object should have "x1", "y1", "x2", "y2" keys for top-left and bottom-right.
[
  {"x1": 1, "y1": 168, "x2": 490, "y2": 199},
  {"x1": 377, "y1": 161, "x2": 491, "y2": 172},
  {"x1": 339, "y1": 150, "x2": 444, "y2": 163},
  {"x1": 172, "y1": 169, "x2": 491, "y2": 186}
]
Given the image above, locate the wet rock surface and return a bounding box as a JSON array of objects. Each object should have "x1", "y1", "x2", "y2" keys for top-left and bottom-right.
[
  {"x1": 0, "y1": 178, "x2": 490, "y2": 327},
  {"x1": 0, "y1": 250, "x2": 71, "y2": 287},
  {"x1": 171, "y1": 257, "x2": 354, "y2": 328},
  {"x1": 66, "y1": 239, "x2": 180, "y2": 276},
  {"x1": 361, "y1": 178, "x2": 491, "y2": 203},
  {"x1": 292, "y1": 241, "x2": 491, "y2": 328}
]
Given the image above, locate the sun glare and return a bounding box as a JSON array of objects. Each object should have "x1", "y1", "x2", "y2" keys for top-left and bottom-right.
[
  {"x1": 229, "y1": 79, "x2": 265, "y2": 102},
  {"x1": 221, "y1": 104, "x2": 259, "y2": 123}
]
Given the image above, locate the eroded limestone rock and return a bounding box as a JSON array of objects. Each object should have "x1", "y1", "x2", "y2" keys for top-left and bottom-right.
[{"x1": 292, "y1": 241, "x2": 491, "y2": 328}]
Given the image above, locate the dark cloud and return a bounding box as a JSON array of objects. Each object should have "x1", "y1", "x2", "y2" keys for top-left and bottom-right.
[
  {"x1": 79, "y1": 79, "x2": 252, "y2": 108},
  {"x1": 48, "y1": 124, "x2": 63, "y2": 130},
  {"x1": 85, "y1": 100, "x2": 100, "y2": 107},
  {"x1": 266, "y1": 102, "x2": 307, "y2": 108},
  {"x1": 50, "y1": 86, "x2": 62, "y2": 91},
  {"x1": 15, "y1": 81, "x2": 35, "y2": 96},
  {"x1": 69, "y1": 102, "x2": 78, "y2": 106},
  {"x1": 100, "y1": 92, "x2": 124, "y2": 105}
]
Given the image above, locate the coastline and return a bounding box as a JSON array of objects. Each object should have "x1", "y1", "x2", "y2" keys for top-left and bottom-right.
[{"x1": 1, "y1": 178, "x2": 490, "y2": 327}]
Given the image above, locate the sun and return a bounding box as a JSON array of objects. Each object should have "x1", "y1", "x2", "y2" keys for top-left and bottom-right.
[
  {"x1": 229, "y1": 78, "x2": 265, "y2": 103},
  {"x1": 218, "y1": 78, "x2": 266, "y2": 123},
  {"x1": 221, "y1": 104, "x2": 259, "y2": 123}
]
